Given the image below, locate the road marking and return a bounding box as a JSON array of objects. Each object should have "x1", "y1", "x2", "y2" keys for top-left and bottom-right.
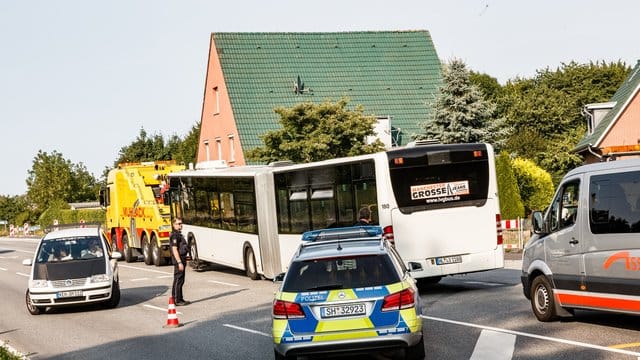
[
  {"x1": 0, "y1": 267, "x2": 7, "y2": 271},
  {"x1": 156, "y1": 275, "x2": 173, "y2": 279},
  {"x1": 16, "y1": 272, "x2": 30, "y2": 277},
  {"x1": 208, "y1": 280, "x2": 240, "y2": 287},
  {"x1": 469, "y1": 330, "x2": 515, "y2": 360},
  {"x1": 131, "y1": 278, "x2": 150, "y2": 282},
  {"x1": 143, "y1": 304, "x2": 182, "y2": 315},
  {"x1": 118, "y1": 264, "x2": 172, "y2": 275},
  {"x1": 610, "y1": 342, "x2": 640, "y2": 349},
  {"x1": 421, "y1": 315, "x2": 640, "y2": 357},
  {"x1": 463, "y1": 281, "x2": 502, "y2": 286},
  {"x1": 223, "y1": 324, "x2": 270, "y2": 337}
]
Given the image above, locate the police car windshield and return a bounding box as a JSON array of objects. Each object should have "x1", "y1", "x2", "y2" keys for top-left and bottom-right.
[{"x1": 282, "y1": 254, "x2": 400, "y2": 292}]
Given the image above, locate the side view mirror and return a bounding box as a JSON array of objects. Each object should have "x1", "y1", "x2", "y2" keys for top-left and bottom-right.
[
  {"x1": 273, "y1": 272, "x2": 285, "y2": 283},
  {"x1": 111, "y1": 251, "x2": 123, "y2": 260},
  {"x1": 532, "y1": 211, "x2": 545, "y2": 234},
  {"x1": 22, "y1": 259, "x2": 33, "y2": 266}
]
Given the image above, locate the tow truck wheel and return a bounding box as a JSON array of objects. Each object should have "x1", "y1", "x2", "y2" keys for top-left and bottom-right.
[
  {"x1": 152, "y1": 234, "x2": 166, "y2": 266},
  {"x1": 26, "y1": 290, "x2": 43, "y2": 315},
  {"x1": 142, "y1": 234, "x2": 153, "y2": 265},
  {"x1": 122, "y1": 233, "x2": 135, "y2": 263},
  {"x1": 531, "y1": 275, "x2": 558, "y2": 322}
]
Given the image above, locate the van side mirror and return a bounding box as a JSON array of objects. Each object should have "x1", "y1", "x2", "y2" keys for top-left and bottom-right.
[
  {"x1": 274, "y1": 273, "x2": 285, "y2": 283},
  {"x1": 532, "y1": 211, "x2": 545, "y2": 234}
]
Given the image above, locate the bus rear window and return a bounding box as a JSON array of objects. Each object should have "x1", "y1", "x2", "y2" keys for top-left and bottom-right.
[{"x1": 388, "y1": 146, "x2": 490, "y2": 213}]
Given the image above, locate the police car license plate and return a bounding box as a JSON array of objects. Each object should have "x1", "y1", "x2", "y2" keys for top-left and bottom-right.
[
  {"x1": 435, "y1": 255, "x2": 462, "y2": 265},
  {"x1": 57, "y1": 290, "x2": 82, "y2": 298},
  {"x1": 320, "y1": 303, "x2": 366, "y2": 318}
]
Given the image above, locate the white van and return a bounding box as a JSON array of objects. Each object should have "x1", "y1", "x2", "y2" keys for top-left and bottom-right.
[{"x1": 521, "y1": 158, "x2": 640, "y2": 321}]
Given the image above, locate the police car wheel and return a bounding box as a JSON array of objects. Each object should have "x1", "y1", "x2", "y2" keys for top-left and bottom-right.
[
  {"x1": 531, "y1": 275, "x2": 558, "y2": 322},
  {"x1": 405, "y1": 335, "x2": 425, "y2": 360}
]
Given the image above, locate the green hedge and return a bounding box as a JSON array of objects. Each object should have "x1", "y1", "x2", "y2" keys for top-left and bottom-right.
[{"x1": 38, "y1": 208, "x2": 105, "y2": 228}]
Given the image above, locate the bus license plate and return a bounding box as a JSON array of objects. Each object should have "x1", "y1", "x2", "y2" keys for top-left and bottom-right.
[
  {"x1": 435, "y1": 255, "x2": 462, "y2": 265},
  {"x1": 320, "y1": 303, "x2": 366, "y2": 318},
  {"x1": 57, "y1": 290, "x2": 82, "y2": 298}
]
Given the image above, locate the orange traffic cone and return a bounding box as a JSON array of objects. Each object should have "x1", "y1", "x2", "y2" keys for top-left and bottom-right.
[{"x1": 163, "y1": 296, "x2": 181, "y2": 328}]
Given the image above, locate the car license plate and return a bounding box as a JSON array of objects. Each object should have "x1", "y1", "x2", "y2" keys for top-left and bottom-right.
[
  {"x1": 320, "y1": 303, "x2": 366, "y2": 318},
  {"x1": 57, "y1": 290, "x2": 82, "y2": 298},
  {"x1": 435, "y1": 255, "x2": 462, "y2": 265}
]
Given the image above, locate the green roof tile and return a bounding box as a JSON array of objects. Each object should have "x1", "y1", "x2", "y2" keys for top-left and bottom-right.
[{"x1": 212, "y1": 31, "x2": 442, "y2": 152}]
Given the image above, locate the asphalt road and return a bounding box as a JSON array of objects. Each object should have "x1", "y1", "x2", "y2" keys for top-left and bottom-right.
[{"x1": 2, "y1": 238, "x2": 640, "y2": 360}]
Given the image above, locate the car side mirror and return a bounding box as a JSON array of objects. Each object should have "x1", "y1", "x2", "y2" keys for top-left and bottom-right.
[
  {"x1": 273, "y1": 272, "x2": 285, "y2": 283},
  {"x1": 22, "y1": 259, "x2": 33, "y2": 266},
  {"x1": 111, "y1": 251, "x2": 123, "y2": 260}
]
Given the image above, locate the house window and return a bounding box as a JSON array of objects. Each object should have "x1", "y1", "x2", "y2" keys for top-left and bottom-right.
[
  {"x1": 228, "y1": 135, "x2": 236, "y2": 162},
  {"x1": 216, "y1": 138, "x2": 222, "y2": 160},
  {"x1": 214, "y1": 87, "x2": 220, "y2": 115},
  {"x1": 203, "y1": 140, "x2": 210, "y2": 162}
]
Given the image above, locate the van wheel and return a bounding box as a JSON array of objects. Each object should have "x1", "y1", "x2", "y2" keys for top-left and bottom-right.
[
  {"x1": 189, "y1": 237, "x2": 201, "y2": 270},
  {"x1": 531, "y1": 275, "x2": 558, "y2": 322},
  {"x1": 245, "y1": 247, "x2": 260, "y2": 280},
  {"x1": 152, "y1": 234, "x2": 166, "y2": 266},
  {"x1": 26, "y1": 290, "x2": 43, "y2": 315},
  {"x1": 122, "y1": 233, "x2": 135, "y2": 263},
  {"x1": 142, "y1": 234, "x2": 153, "y2": 265}
]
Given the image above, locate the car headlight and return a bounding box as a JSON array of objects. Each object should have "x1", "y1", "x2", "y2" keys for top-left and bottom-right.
[
  {"x1": 90, "y1": 274, "x2": 110, "y2": 283},
  {"x1": 30, "y1": 279, "x2": 48, "y2": 288}
]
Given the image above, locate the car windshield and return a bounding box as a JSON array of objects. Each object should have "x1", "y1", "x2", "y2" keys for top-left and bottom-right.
[
  {"x1": 35, "y1": 236, "x2": 105, "y2": 263},
  {"x1": 282, "y1": 254, "x2": 401, "y2": 292}
]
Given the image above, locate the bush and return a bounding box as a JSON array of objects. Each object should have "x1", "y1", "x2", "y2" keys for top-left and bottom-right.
[{"x1": 512, "y1": 157, "x2": 555, "y2": 214}]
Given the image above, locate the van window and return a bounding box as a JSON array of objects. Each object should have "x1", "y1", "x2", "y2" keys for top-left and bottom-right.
[
  {"x1": 589, "y1": 171, "x2": 640, "y2": 234},
  {"x1": 548, "y1": 181, "x2": 580, "y2": 232}
]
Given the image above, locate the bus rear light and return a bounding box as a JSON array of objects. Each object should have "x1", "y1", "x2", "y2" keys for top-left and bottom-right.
[
  {"x1": 393, "y1": 157, "x2": 404, "y2": 165},
  {"x1": 496, "y1": 214, "x2": 503, "y2": 245},
  {"x1": 382, "y1": 225, "x2": 394, "y2": 245},
  {"x1": 473, "y1": 150, "x2": 483, "y2": 158},
  {"x1": 273, "y1": 299, "x2": 306, "y2": 319},
  {"x1": 382, "y1": 288, "x2": 415, "y2": 311}
]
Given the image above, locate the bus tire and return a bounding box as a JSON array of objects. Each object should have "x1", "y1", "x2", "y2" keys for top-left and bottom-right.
[
  {"x1": 152, "y1": 234, "x2": 165, "y2": 266},
  {"x1": 189, "y1": 236, "x2": 201, "y2": 270},
  {"x1": 142, "y1": 234, "x2": 153, "y2": 265},
  {"x1": 531, "y1": 275, "x2": 558, "y2": 322},
  {"x1": 244, "y1": 246, "x2": 260, "y2": 280},
  {"x1": 122, "y1": 233, "x2": 135, "y2": 263}
]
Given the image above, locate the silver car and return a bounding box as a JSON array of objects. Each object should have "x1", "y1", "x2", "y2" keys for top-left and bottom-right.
[{"x1": 23, "y1": 225, "x2": 122, "y2": 315}]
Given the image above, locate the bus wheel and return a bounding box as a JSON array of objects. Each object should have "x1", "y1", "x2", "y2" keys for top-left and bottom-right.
[
  {"x1": 244, "y1": 246, "x2": 259, "y2": 280},
  {"x1": 142, "y1": 234, "x2": 153, "y2": 265},
  {"x1": 189, "y1": 237, "x2": 201, "y2": 270},
  {"x1": 531, "y1": 275, "x2": 558, "y2": 322},
  {"x1": 122, "y1": 233, "x2": 135, "y2": 263},
  {"x1": 152, "y1": 234, "x2": 166, "y2": 266}
]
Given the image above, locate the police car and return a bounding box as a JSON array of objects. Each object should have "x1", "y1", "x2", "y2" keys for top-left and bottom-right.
[
  {"x1": 22, "y1": 225, "x2": 122, "y2": 315},
  {"x1": 272, "y1": 226, "x2": 424, "y2": 360}
]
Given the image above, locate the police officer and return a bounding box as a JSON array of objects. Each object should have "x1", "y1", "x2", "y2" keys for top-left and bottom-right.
[{"x1": 170, "y1": 218, "x2": 190, "y2": 306}]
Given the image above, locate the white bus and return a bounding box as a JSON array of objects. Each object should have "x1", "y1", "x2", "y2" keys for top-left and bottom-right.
[{"x1": 167, "y1": 143, "x2": 504, "y2": 282}]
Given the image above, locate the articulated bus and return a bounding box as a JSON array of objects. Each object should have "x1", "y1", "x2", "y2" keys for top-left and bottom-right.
[{"x1": 167, "y1": 143, "x2": 504, "y2": 281}]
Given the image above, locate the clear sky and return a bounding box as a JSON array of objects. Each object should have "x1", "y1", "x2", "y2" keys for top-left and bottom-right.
[{"x1": 1, "y1": 0, "x2": 638, "y2": 196}]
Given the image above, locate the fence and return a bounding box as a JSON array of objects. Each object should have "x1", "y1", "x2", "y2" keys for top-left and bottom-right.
[{"x1": 501, "y1": 218, "x2": 532, "y2": 250}]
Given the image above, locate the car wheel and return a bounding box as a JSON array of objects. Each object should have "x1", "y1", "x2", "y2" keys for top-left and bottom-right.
[
  {"x1": 245, "y1": 246, "x2": 260, "y2": 280},
  {"x1": 274, "y1": 349, "x2": 293, "y2": 360},
  {"x1": 25, "y1": 290, "x2": 43, "y2": 315},
  {"x1": 104, "y1": 280, "x2": 121, "y2": 309},
  {"x1": 189, "y1": 237, "x2": 201, "y2": 270},
  {"x1": 142, "y1": 234, "x2": 153, "y2": 265},
  {"x1": 531, "y1": 275, "x2": 558, "y2": 322},
  {"x1": 152, "y1": 235, "x2": 166, "y2": 266},
  {"x1": 405, "y1": 335, "x2": 425, "y2": 360},
  {"x1": 122, "y1": 233, "x2": 135, "y2": 263}
]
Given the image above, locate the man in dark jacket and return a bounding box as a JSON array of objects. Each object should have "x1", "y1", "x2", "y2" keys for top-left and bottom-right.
[
  {"x1": 170, "y1": 217, "x2": 190, "y2": 306},
  {"x1": 355, "y1": 207, "x2": 372, "y2": 226}
]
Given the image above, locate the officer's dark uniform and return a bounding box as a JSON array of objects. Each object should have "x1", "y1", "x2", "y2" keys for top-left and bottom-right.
[{"x1": 170, "y1": 229, "x2": 189, "y2": 303}]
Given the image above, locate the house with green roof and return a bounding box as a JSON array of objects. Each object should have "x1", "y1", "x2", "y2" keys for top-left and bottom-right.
[
  {"x1": 574, "y1": 60, "x2": 640, "y2": 163},
  {"x1": 196, "y1": 31, "x2": 442, "y2": 167}
]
